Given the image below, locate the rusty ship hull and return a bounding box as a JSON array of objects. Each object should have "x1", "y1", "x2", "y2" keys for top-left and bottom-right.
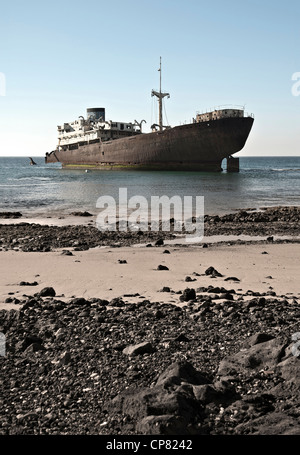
[{"x1": 45, "y1": 116, "x2": 254, "y2": 171}]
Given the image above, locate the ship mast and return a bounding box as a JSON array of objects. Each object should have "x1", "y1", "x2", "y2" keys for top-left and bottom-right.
[{"x1": 151, "y1": 57, "x2": 170, "y2": 131}]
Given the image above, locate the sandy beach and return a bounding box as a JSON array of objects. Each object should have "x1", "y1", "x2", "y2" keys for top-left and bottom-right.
[
  {"x1": 1, "y1": 242, "x2": 299, "y2": 310},
  {"x1": 0, "y1": 207, "x2": 299, "y2": 436},
  {"x1": 1, "y1": 206, "x2": 300, "y2": 308}
]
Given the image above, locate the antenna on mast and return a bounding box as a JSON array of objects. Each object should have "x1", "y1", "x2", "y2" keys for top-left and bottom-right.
[{"x1": 151, "y1": 57, "x2": 170, "y2": 131}]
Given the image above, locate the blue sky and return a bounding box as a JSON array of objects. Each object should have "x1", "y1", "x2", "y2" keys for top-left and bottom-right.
[{"x1": 0, "y1": 0, "x2": 299, "y2": 156}]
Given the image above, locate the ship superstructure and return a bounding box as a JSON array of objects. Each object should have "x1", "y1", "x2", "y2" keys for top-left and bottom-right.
[{"x1": 56, "y1": 107, "x2": 143, "y2": 152}]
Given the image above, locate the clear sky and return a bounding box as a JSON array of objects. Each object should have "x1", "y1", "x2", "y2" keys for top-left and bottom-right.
[{"x1": 0, "y1": 0, "x2": 299, "y2": 157}]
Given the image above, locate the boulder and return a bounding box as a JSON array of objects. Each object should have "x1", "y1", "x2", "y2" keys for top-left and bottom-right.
[
  {"x1": 39, "y1": 287, "x2": 56, "y2": 297},
  {"x1": 205, "y1": 266, "x2": 223, "y2": 277},
  {"x1": 179, "y1": 288, "x2": 196, "y2": 302},
  {"x1": 218, "y1": 337, "x2": 288, "y2": 376},
  {"x1": 156, "y1": 361, "x2": 208, "y2": 387}
]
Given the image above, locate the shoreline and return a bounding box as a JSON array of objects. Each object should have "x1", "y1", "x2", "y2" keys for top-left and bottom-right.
[
  {"x1": 0, "y1": 206, "x2": 300, "y2": 252},
  {"x1": 1, "y1": 203, "x2": 300, "y2": 220},
  {"x1": 1, "y1": 204, "x2": 300, "y2": 309}
]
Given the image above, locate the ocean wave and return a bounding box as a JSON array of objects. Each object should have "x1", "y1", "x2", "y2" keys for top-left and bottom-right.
[
  {"x1": 271, "y1": 168, "x2": 300, "y2": 172},
  {"x1": 8, "y1": 177, "x2": 52, "y2": 181},
  {"x1": 0, "y1": 183, "x2": 59, "y2": 187}
]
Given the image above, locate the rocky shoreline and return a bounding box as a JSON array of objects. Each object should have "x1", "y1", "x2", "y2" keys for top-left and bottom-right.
[
  {"x1": 0, "y1": 205, "x2": 299, "y2": 436},
  {"x1": 0, "y1": 206, "x2": 299, "y2": 251},
  {"x1": 0, "y1": 284, "x2": 299, "y2": 435}
]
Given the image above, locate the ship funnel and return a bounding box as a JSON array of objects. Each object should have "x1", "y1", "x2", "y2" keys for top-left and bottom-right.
[{"x1": 87, "y1": 107, "x2": 105, "y2": 121}]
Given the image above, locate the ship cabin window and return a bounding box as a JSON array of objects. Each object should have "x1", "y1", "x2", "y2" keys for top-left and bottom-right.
[{"x1": 120, "y1": 123, "x2": 124, "y2": 130}]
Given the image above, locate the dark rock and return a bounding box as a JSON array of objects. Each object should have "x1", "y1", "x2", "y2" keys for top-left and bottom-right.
[
  {"x1": 79, "y1": 310, "x2": 90, "y2": 317},
  {"x1": 24, "y1": 342, "x2": 45, "y2": 353},
  {"x1": 174, "y1": 333, "x2": 190, "y2": 342},
  {"x1": 205, "y1": 266, "x2": 223, "y2": 277},
  {"x1": 192, "y1": 384, "x2": 221, "y2": 403},
  {"x1": 218, "y1": 337, "x2": 288, "y2": 376},
  {"x1": 0, "y1": 211, "x2": 22, "y2": 218},
  {"x1": 39, "y1": 287, "x2": 56, "y2": 297},
  {"x1": 224, "y1": 277, "x2": 240, "y2": 282},
  {"x1": 161, "y1": 287, "x2": 171, "y2": 292},
  {"x1": 61, "y1": 250, "x2": 73, "y2": 256},
  {"x1": 21, "y1": 335, "x2": 43, "y2": 351},
  {"x1": 136, "y1": 414, "x2": 191, "y2": 435},
  {"x1": 155, "y1": 238, "x2": 164, "y2": 246},
  {"x1": 207, "y1": 286, "x2": 222, "y2": 293},
  {"x1": 156, "y1": 361, "x2": 208, "y2": 387},
  {"x1": 111, "y1": 385, "x2": 200, "y2": 434},
  {"x1": 163, "y1": 250, "x2": 170, "y2": 254},
  {"x1": 109, "y1": 361, "x2": 208, "y2": 435},
  {"x1": 92, "y1": 298, "x2": 109, "y2": 306},
  {"x1": 275, "y1": 355, "x2": 300, "y2": 384},
  {"x1": 70, "y1": 211, "x2": 93, "y2": 217},
  {"x1": 234, "y1": 412, "x2": 300, "y2": 435},
  {"x1": 179, "y1": 288, "x2": 196, "y2": 302},
  {"x1": 220, "y1": 292, "x2": 234, "y2": 300},
  {"x1": 155, "y1": 310, "x2": 165, "y2": 319},
  {"x1": 243, "y1": 332, "x2": 275, "y2": 348},
  {"x1": 157, "y1": 265, "x2": 169, "y2": 270},
  {"x1": 70, "y1": 297, "x2": 87, "y2": 305},
  {"x1": 118, "y1": 259, "x2": 127, "y2": 264},
  {"x1": 109, "y1": 297, "x2": 125, "y2": 307}
]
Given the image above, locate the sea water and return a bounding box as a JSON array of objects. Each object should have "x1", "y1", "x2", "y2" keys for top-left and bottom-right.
[{"x1": 0, "y1": 156, "x2": 299, "y2": 217}]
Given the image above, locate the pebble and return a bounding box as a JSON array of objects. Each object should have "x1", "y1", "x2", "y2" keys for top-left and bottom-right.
[
  {"x1": 157, "y1": 265, "x2": 169, "y2": 270},
  {"x1": 39, "y1": 287, "x2": 56, "y2": 297}
]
